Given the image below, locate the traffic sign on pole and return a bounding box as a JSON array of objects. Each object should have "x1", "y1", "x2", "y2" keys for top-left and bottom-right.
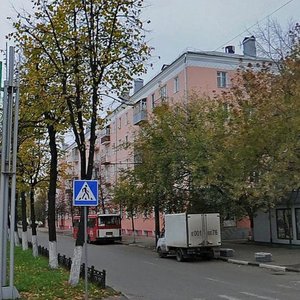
[
  {"x1": 73, "y1": 179, "x2": 98, "y2": 300},
  {"x1": 73, "y1": 180, "x2": 98, "y2": 206}
]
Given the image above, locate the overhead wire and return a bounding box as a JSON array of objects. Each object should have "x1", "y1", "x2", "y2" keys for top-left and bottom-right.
[{"x1": 214, "y1": 0, "x2": 295, "y2": 51}]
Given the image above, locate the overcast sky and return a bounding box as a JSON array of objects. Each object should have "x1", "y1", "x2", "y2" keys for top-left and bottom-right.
[{"x1": 0, "y1": 0, "x2": 299, "y2": 84}]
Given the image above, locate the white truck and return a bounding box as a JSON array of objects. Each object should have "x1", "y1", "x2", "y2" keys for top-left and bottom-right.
[{"x1": 156, "y1": 213, "x2": 221, "y2": 262}]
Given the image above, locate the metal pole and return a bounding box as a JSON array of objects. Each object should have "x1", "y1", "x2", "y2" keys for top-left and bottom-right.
[
  {"x1": 0, "y1": 46, "x2": 20, "y2": 299},
  {"x1": 4, "y1": 46, "x2": 15, "y2": 283},
  {"x1": 4, "y1": 46, "x2": 15, "y2": 287},
  {"x1": 9, "y1": 57, "x2": 20, "y2": 294},
  {"x1": 84, "y1": 207, "x2": 88, "y2": 300},
  {"x1": 0, "y1": 79, "x2": 9, "y2": 298}
]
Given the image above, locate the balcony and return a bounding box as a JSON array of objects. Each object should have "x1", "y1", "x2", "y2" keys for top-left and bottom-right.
[
  {"x1": 133, "y1": 110, "x2": 148, "y2": 125},
  {"x1": 100, "y1": 155, "x2": 110, "y2": 165},
  {"x1": 100, "y1": 127, "x2": 111, "y2": 144}
]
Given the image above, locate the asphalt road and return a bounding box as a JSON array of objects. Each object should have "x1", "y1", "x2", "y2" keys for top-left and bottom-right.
[{"x1": 26, "y1": 231, "x2": 300, "y2": 300}]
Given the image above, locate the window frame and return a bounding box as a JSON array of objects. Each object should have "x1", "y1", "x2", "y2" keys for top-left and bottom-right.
[
  {"x1": 160, "y1": 85, "x2": 167, "y2": 100},
  {"x1": 276, "y1": 208, "x2": 293, "y2": 240},
  {"x1": 174, "y1": 76, "x2": 179, "y2": 93},
  {"x1": 217, "y1": 71, "x2": 227, "y2": 88},
  {"x1": 151, "y1": 93, "x2": 155, "y2": 109}
]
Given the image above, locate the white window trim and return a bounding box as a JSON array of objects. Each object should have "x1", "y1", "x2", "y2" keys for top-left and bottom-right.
[
  {"x1": 217, "y1": 71, "x2": 227, "y2": 88},
  {"x1": 174, "y1": 76, "x2": 179, "y2": 93}
]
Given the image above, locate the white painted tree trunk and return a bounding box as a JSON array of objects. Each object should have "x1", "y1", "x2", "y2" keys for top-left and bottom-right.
[
  {"x1": 49, "y1": 241, "x2": 58, "y2": 269},
  {"x1": 32, "y1": 235, "x2": 38, "y2": 257},
  {"x1": 68, "y1": 246, "x2": 83, "y2": 286},
  {"x1": 14, "y1": 231, "x2": 20, "y2": 246},
  {"x1": 22, "y1": 231, "x2": 28, "y2": 250}
]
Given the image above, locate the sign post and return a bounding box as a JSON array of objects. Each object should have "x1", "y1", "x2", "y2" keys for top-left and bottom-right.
[{"x1": 73, "y1": 180, "x2": 98, "y2": 300}]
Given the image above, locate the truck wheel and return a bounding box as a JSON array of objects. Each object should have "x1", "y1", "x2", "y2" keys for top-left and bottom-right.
[
  {"x1": 157, "y1": 247, "x2": 166, "y2": 258},
  {"x1": 176, "y1": 249, "x2": 185, "y2": 262}
]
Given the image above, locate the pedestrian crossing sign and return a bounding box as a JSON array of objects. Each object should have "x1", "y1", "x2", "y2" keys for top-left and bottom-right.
[{"x1": 73, "y1": 180, "x2": 98, "y2": 206}]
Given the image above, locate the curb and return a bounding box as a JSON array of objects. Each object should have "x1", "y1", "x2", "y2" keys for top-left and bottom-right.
[
  {"x1": 124, "y1": 242, "x2": 155, "y2": 250},
  {"x1": 217, "y1": 257, "x2": 300, "y2": 273},
  {"x1": 104, "y1": 295, "x2": 129, "y2": 300}
]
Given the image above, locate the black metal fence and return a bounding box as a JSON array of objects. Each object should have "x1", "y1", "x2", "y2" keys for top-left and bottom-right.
[{"x1": 26, "y1": 242, "x2": 106, "y2": 288}]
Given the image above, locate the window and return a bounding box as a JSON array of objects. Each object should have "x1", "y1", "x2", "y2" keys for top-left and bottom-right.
[
  {"x1": 223, "y1": 215, "x2": 236, "y2": 227},
  {"x1": 160, "y1": 85, "x2": 167, "y2": 100},
  {"x1": 135, "y1": 98, "x2": 147, "y2": 114},
  {"x1": 125, "y1": 112, "x2": 129, "y2": 124},
  {"x1": 88, "y1": 218, "x2": 96, "y2": 228},
  {"x1": 174, "y1": 76, "x2": 179, "y2": 93},
  {"x1": 295, "y1": 209, "x2": 300, "y2": 240},
  {"x1": 72, "y1": 147, "x2": 79, "y2": 161},
  {"x1": 217, "y1": 71, "x2": 227, "y2": 88},
  {"x1": 118, "y1": 117, "x2": 122, "y2": 129},
  {"x1": 151, "y1": 93, "x2": 155, "y2": 109},
  {"x1": 276, "y1": 209, "x2": 293, "y2": 239},
  {"x1": 141, "y1": 98, "x2": 147, "y2": 110}
]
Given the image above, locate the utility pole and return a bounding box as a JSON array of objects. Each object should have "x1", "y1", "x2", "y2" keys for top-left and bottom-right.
[{"x1": 0, "y1": 46, "x2": 20, "y2": 299}]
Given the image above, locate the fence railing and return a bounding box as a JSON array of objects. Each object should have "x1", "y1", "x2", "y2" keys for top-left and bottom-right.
[{"x1": 26, "y1": 241, "x2": 106, "y2": 288}]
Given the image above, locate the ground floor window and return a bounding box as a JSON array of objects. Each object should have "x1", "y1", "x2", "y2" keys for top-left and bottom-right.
[
  {"x1": 276, "y1": 209, "x2": 293, "y2": 239},
  {"x1": 295, "y1": 208, "x2": 300, "y2": 240}
]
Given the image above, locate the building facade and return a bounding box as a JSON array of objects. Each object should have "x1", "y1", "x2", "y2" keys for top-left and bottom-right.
[
  {"x1": 62, "y1": 37, "x2": 266, "y2": 238},
  {"x1": 253, "y1": 192, "x2": 300, "y2": 245}
]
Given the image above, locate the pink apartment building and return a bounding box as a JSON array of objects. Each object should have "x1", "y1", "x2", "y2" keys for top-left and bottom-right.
[{"x1": 62, "y1": 36, "x2": 267, "y2": 239}]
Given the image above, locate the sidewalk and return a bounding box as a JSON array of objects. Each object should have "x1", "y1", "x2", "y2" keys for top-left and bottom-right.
[
  {"x1": 121, "y1": 234, "x2": 300, "y2": 272},
  {"x1": 220, "y1": 239, "x2": 300, "y2": 272}
]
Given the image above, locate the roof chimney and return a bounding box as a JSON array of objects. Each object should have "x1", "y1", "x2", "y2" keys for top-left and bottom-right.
[
  {"x1": 243, "y1": 36, "x2": 256, "y2": 57},
  {"x1": 133, "y1": 78, "x2": 144, "y2": 94},
  {"x1": 225, "y1": 45, "x2": 235, "y2": 54}
]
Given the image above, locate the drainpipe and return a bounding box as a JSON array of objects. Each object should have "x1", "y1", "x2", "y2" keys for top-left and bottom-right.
[{"x1": 184, "y1": 53, "x2": 188, "y2": 103}]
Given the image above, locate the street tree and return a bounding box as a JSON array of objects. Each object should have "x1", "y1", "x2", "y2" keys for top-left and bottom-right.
[
  {"x1": 15, "y1": 40, "x2": 69, "y2": 267},
  {"x1": 253, "y1": 20, "x2": 300, "y2": 70},
  {"x1": 18, "y1": 135, "x2": 50, "y2": 257},
  {"x1": 123, "y1": 100, "x2": 231, "y2": 241},
  {"x1": 112, "y1": 172, "x2": 142, "y2": 243},
  {"x1": 132, "y1": 104, "x2": 189, "y2": 242},
  {"x1": 211, "y1": 46, "x2": 300, "y2": 234},
  {"x1": 13, "y1": 0, "x2": 151, "y2": 285}
]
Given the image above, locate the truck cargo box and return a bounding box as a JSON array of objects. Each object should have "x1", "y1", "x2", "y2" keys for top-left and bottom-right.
[{"x1": 164, "y1": 213, "x2": 221, "y2": 248}]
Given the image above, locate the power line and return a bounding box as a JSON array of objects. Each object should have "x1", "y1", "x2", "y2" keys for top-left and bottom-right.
[{"x1": 214, "y1": 0, "x2": 295, "y2": 51}]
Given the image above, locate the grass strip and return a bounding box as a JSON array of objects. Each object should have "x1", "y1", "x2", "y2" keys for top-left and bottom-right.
[{"x1": 12, "y1": 246, "x2": 118, "y2": 299}]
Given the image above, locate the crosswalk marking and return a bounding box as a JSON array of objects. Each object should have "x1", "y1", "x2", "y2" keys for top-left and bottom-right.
[
  {"x1": 240, "y1": 292, "x2": 279, "y2": 300},
  {"x1": 218, "y1": 293, "x2": 279, "y2": 300},
  {"x1": 219, "y1": 295, "x2": 241, "y2": 300}
]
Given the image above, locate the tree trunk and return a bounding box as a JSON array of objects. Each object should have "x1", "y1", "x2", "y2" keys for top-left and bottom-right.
[
  {"x1": 21, "y1": 191, "x2": 28, "y2": 250},
  {"x1": 49, "y1": 241, "x2": 58, "y2": 268},
  {"x1": 154, "y1": 202, "x2": 160, "y2": 246},
  {"x1": 14, "y1": 193, "x2": 20, "y2": 246},
  {"x1": 69, "y1": 207, "x2": 85, "y2": 285},
  {"x1": 30, "y1": 186, "x2": 38, "y2": 257},
  {"x1": 131, "y1": 209, "x2": 136, "y2": 244},
  {"x1": 47, "y1": 122, "x2": 58, "y2": 268},
  {"x1": 68, "y1": 246, "x2": 83, "y2": 286}
]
